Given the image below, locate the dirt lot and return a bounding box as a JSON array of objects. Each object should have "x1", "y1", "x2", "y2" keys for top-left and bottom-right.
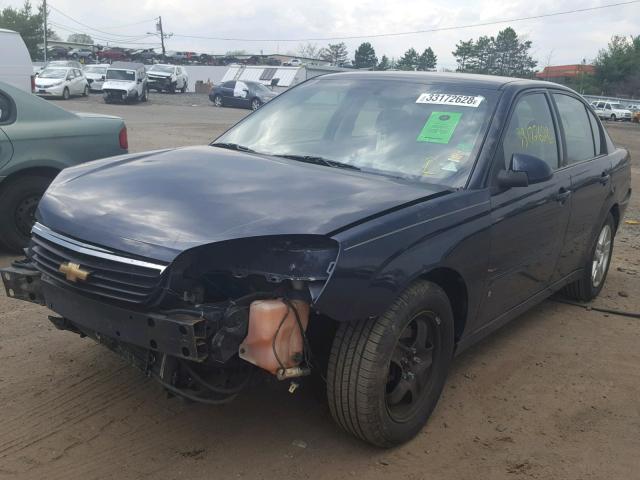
[{"x1": 0, "y1": 96, "x2": 638, "y2": 480}]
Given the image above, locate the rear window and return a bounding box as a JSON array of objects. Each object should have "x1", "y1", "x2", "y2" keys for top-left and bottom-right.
[{"x1": 106, "y1": 69, "x2": 135, "y2": 81}]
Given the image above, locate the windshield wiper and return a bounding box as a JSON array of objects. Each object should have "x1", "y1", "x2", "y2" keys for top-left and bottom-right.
[
  {"x1": 211, "y1": 142, "x2": 255, "y2": 153},
  {"x1": 274, "y1": 154, "x2": 360, "y2": 171}
]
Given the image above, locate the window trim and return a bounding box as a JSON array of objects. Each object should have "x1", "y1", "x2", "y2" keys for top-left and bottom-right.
[
  {"x1": 489, "y1": 88, "x2": 563, "y2": 190},
  {"x1": 549, "y1": 90, "x2": 608, "y2": 169}
]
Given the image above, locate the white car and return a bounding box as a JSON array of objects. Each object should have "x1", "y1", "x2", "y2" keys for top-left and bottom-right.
[
  {"x1": 146, "y1": 64, "x2": 188, "y2": 93},
  {"x1": 592, "y1": 101, "x2": 632, "y2": 121},
  {"x1": 102, "y1": 62, "x2": 148, "y2": 103},
  {"x1": 83, "y1": 64, "x2": 109, "y2": 91},
  {"x1": 34, "y1": 67, "x2": 89, "y2": 100},
  {"x1": 0, "y1": 28, "x2": 33, "y2": 92}
]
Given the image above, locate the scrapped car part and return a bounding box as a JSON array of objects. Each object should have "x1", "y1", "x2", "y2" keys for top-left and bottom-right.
[{"x1": 1, "y1": 72, "x2": 631, "y2": 447}]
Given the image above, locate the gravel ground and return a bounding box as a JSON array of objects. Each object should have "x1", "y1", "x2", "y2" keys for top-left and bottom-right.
[{"x1": 0, "y1": 97, "x2": 638, "y2": 480}]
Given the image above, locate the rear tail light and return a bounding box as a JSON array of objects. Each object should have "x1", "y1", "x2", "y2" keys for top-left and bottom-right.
[{"x1": 119, "y1": 126, "x2": 128, "y2": 150}]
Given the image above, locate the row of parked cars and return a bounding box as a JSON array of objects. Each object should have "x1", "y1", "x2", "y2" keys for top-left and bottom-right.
[
  {"x1": 33, "y1": 60, "x2": 190, "y2": 102},
  {"x1": 47, "y1": 46, "x2": 235, "y2": 65},
  {"x1": 591, "y1": 100, "x2": 640, "y2": 122}
]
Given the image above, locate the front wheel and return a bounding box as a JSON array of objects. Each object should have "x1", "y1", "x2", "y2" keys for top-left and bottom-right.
[
  {"x1": 0, "y1": 175, "x2": 53, "y2": 252},
  {"x1": 180, "y1": 82, "x2": 187, "y2": 93},
  {"x1": 251, "y1": 98, "x2": 262, "y2": 110},
  {"x1": 62, "y1": 87, "x2": 70, "y2": 100},
  {"x1": 141, "y1": 87, "x2": 148, "y2": 102},
  {"x1": 83, "y1": 85, "x2": 89, "y2": 96},
  {"x1": 563, "y1": 213, "x2": 615, "y2": 301},
  {"x1": 327, "y1": 281, "x2": 455, "y2": 447},
  {"x1": 610, "y1": 114, "x2": 617, "y2": 121},
  {"x1": 212, "y1": 94, "x2": 222, "y2": 107}
]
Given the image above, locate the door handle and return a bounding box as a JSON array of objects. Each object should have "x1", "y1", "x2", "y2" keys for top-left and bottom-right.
[
  {"x1": 599, "y1": 172, "x2": 610, "y2": 185},
  {"x1": 556, "y1": 188, "x2": 572, "y2": 203}
]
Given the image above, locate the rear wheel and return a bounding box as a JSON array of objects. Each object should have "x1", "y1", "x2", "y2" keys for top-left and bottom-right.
[
  {"x1": 0, "y1": 175, "x2": 53, "y2": 252},
  {"x1": 327, "y1": 280, "x2": 455, "y2": 447},
  {"x1": 563, "y1": 213, "x2": 615, "y2": 301}
]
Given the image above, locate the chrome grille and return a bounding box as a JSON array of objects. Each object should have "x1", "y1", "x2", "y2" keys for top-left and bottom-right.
[{"x1": 30, "y1": 223, "x2": 167, "y2": 305}]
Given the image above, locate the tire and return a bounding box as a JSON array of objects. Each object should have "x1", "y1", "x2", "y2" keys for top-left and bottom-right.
[
  {"x1": 169, "y1": 83, "x2": 176, "y2": 94},
  {"x1": 62, "y1": 87, "x2": 70, "y2": 100},
  {"x1": 0, "y1": 175, "x2": 53, "y2": 252},
  {"x1": 610, "y1": 114, "x2": 616, "y2": 121},
  {"x1": 213, "y1": 95, "x2": 223, "y2": 107},
  {"x1": 251, "y1": 98, "x2": 261, "y2": 111},
  {"x1": 180, "y1": 82, "x2": 187, "y2": 93},
  {"x1": 327, "y1": 280, "x2": 455, "y2": 447},
  {"x1": 83, "y1": 85, "x2": 89, "y2": 97},
  {"x1": 563, "y1": 213, "x2": 615, "y2": 302},
  {"x1": 141, "y1": 87, "x2": 148, "y2": 102}
]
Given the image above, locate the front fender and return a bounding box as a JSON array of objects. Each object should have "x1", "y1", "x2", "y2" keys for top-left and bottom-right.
[{"x1": 314, "y1": 190, "x2": 492, "y2": 325}]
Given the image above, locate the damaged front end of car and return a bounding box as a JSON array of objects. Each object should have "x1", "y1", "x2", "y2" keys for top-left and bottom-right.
[{"x1": 1, "y1": 225, "x2": 339, "y2": 404}]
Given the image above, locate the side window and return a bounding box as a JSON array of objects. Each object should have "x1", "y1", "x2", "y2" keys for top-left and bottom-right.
[
  {"x1": 222, "y1": 81, "x2": 235, "y2": 89},
  {"x1": 587, "y1": 110, "x2": 603, "y2": 156},
  {"x1": 502, "y1": 93, "x2": 559, "y2": 170},
  {"x1": 0, "y1": 92, "x2": 13, "y2": 123},
  {"x1": 553, "y1": 94, "x2": 595, "y2": 164}
]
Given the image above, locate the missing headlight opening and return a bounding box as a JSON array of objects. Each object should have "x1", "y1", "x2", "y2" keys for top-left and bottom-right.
[{"x1": 25, "y1": 235, "x2": 338, "y2": 405}]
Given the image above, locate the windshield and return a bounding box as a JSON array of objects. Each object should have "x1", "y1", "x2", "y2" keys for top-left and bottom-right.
[
  {"x1": 106, "y1": 69, "x2": 136, "y2": 81},
  {"x1": 249, "y1": 82, "x2": 271, "y2": 93},
  {"x1": 39, "y1": 69, "x2": 67, "y2": 79},
  {"x1": 149, "y1": 65, "x2": 175, "y2": 73},
  {"x1": 215, "y1": 77, "x2": 497, "y2": 188},
  {"x1": 84, "y1": 66, "x2": 107, "y2": 74},
  {"x1": 610, "y1": 103, "x2": 623, "y2": 109}
]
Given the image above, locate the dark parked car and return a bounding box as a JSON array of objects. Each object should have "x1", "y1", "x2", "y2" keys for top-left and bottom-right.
[
  {"x1": 209, "y1": 80, "x2": 277, "y2": 110},
  {"x1": 46, "y1": 45, "x2": 69, "y2": 59},
  {"x1": 98, "y1": 47, "x2": 128, "y2": 63},
  {"x1": 1, "y1": 73, "x2": 630, "y2": 447}
]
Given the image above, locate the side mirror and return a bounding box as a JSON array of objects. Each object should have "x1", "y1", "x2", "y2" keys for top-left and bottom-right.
[
  {"x1": 101, "y1": 75, "x2": 105, "y2": 80},
  {"x1": 497, "y1": 153, "x2": 553, "y2": 188}
]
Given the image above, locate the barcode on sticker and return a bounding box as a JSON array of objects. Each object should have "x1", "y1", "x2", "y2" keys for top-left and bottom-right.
[{"x1": 416, "y1": 93, "x2": 484, "y2": 108}]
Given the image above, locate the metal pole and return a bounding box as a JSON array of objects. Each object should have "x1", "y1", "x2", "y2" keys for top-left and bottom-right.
[
  {"x1": 43, "y1": 0, "x2": 48, "y2": 62},
  {"x1": 158, "y1": 16, "x2": 166, "y2": 59}
]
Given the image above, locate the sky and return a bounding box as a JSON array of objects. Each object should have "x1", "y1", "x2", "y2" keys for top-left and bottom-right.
[{"x1": 3, "y1": 0, "x2": 639, "y2": 69}]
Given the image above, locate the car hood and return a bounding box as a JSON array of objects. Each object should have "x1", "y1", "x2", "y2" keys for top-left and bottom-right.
[
  {"x1": 85, "y1": 73, "x2": 104, "y2": 80},
  {"x1": 37, "y1": 146, "x2": 449, "y2": 263},
  {"x1": 148, "y1": 71, "x2": 173, "y2": 78},
  {"x1": 35, "y1": 78, "x2": 65, "y2": 87},
  {"x1": 102, "y1": 80, "x2": 136, "y2": 90}
]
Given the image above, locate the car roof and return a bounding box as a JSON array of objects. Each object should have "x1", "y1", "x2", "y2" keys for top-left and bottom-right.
[
  {"x1": 318, "y1": 71, "x2": 572, "y2": 92},
  {"x1": 109, "y1": 61, "x2": 145, "y2": 70}
]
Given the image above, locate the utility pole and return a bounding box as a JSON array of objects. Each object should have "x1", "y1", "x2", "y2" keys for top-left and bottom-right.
[
  {"x1": 43, "y1": 0, "x2": 48, "y2": 62},
  {"x1": 157, "y1": 16, "x2": 166, "y2": 59}
]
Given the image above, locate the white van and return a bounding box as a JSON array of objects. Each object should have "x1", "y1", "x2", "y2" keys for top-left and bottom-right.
[{"x1": 0, "y1": 28, "x2": 33, "y2": 92}]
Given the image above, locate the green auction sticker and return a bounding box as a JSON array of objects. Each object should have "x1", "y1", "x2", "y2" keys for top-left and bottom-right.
[{"x1": 417, "y1": 112, "x2": 462, "y2": 144}]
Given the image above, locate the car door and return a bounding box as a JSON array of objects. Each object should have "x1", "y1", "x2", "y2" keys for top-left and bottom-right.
[
  {"x1": 233, "y1": 81, "x2": 250, "y2": 107},
  {"x1": 74, "y1": 69, "x2": 85, "y2": 94},
  {"x1": 220, "y1": 81, "x2": 236, "y2": 105},
  {"x1": 479, "y1": 91, "x2": 572, "y2": 323},
  {"x1": 550, "y1": 92, "x2": 613, "y2": 281}
]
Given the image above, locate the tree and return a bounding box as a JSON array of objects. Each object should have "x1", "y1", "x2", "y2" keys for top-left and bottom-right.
[
  {"x1": 377, "y1": 55, "x2": 391, "y2": 71},
  {"x1": 0, "y1": 1, "x2": 55, "y2": 60},
  {"x1": 395, "y1": 48, "x2": 420, "y2": 71},
  {"x1": 451, "y1": 27, "x2": 537, "y2": 78},
  {"x1": 67, "y1": 33, "x2": 93, "y2": 44},
  {"x1": 418, "y1": 47, "x2": 437, "y2": 71},
  {"x1": 320, "y1": 42, "x2": 348, "y2": 66},
  {"x1": 353, "y1": 42, "x2": 377, "y2": 69},
  {"x1": 297, "y1": 42, "x2": 321, "y2": 59},
  {"x1": 594, "y1": 35, "x2": 640, "y2": 96}
]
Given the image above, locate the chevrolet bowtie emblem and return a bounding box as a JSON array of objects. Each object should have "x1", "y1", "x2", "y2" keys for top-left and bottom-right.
[{"x1": 59, "y1": 262, "x2": 90, "y2": 283}]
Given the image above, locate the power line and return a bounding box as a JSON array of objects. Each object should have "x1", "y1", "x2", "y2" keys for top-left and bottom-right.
[
  {"x1": 49, "y1": 22, "x2": 160, "y2": 46},
  {"x1": 170, "y1": 0, "x2": 640, "y2": 42},
  {"x1": 48, "y1": 3, "x2": 157, "y2": 38}
]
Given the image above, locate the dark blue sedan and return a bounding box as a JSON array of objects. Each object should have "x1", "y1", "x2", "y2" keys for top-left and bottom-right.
[
  {"x1": 209, "y1": 79, "x2": 277, "y2": 110},
  {"x1": 2, "y1": 72, "x2": 631, "y2": 447}
]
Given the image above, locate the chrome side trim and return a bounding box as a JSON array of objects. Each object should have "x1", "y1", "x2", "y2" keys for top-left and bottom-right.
[{"x1": 32, "y1": 223, "x2": 168, "y2": 273}]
